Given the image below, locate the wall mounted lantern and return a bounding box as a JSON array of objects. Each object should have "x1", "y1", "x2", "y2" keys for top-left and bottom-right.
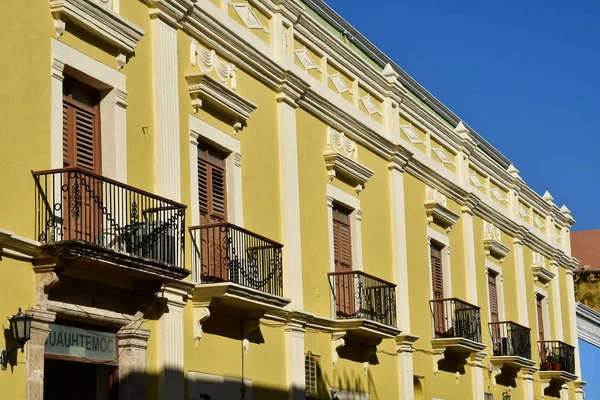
[
  {"x1": 503, "y1": 387, "x2": 512, "y2": 400},
  {"x1": 0, "y1": 308, "x2": 33, "y2": 370}
]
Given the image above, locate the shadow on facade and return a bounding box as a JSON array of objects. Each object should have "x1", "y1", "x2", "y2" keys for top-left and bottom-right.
[{"x1": 117, "y1": 365, "x2": 373, "y2": 400}]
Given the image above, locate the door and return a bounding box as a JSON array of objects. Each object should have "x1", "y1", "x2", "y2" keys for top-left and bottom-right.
[
  {"x1": 44, "y1": 358, "x2": 117, "y2": 400},
  {"x1": 333, "y1": 206, "x2": 354, "y2": 317},
  {"x1": 488, "y1": 273, "x2": 501, "y2": 353},
  {"x1": 197, "y1": 143, "x2": 228, "y2": 282},
  {"x1": 431, "y1": 243, "x2": 445, "y2": 337},
  {"x1": 62, "y1": 77, "x2": 102, "y2": 242}
]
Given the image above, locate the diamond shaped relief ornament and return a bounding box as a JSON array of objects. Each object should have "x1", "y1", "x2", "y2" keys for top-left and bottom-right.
[
  {"x1": 400, "y1": 126, "x2": 423, "y2": 144},
  {"x1": 329, "y1": 74, "x2": 352, "y2": 95},
  {"x1": 227, "y1": 0, "x2": 269, "y2": 33},
  {"x1": 490, "y1": 188, "x2": 507, "y2": 203},
  {"x1": 469, "y1": 173, "x2": 484, "y2": 188},
  {"x1": 294, "y1": 49, "x2": 321, "y2": 72},
  {"x1": 432, "y1": 148, "x2": 454, "y2": 165},
  {"x1": 359, "y1": 96, "x2": 382, "y2": 116}
]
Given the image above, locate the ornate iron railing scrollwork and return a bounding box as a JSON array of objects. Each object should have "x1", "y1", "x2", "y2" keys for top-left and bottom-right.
[
  {"x1": 538, "y1": 340, "x2": 575, "y2": 374},
  {"x1": 328, "y1": 270, "x2": 397, "y2": 327},
  {"x1": 33, "y1": 167, "x2": 186, "y2": 269},
  {"x1": 430, "y1": 298, "x2": 482, "y2": 343},
  {"x1": 489, "y1": 321, "x2": 531, "y2": 359},
  {"x1": 189, "y1": 223, "x2": 284, "y2": 297}
]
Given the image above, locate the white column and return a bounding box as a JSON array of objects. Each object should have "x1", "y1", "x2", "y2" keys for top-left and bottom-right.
[
  {"x1": 513, "y1": 237, "x2": 530, "y2": 325},
  {"x1": 517, "y1": 370, "x2": 535, "y2": 400},
  {"x1": 396, "y1": 335, "x2": 418, "y2": 400},
  {"x1": 462, "y1": 207, "x2": 478, "y2": 304},
  {"x1": 550, "y1": 261, "x2": 564, "y2": 341},
  {"x1": 469, "y1": 352, "x2": 486, "y2": 400},
  {"x1": 151, "y1": 14, "x2": 181, "y2": 201},
  {"x1": 50, "y1": 58, "x2": 65, "y2": 169},
  {"x1": 389, "y1": 163, "x2": 411, "y2": 331},
  {"x1": 157, "y1": 284, "x2": 188, "y2": 400},
  {"x1": 277, "y1": 93, "x2": 303, "y2": 309},
  {"x1": 114, "y1": 89, "x2": 128, "y2": 182},
  {"x1": 285, "y1": 321, "x2": 306, "y2": 400}
]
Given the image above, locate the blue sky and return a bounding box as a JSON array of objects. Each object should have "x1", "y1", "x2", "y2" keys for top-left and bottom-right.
[{"x1": 324, "y1": 0, "x2": 600, "y2": 231}]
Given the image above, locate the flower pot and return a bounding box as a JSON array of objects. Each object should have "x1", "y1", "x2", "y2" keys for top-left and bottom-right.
[
  {"x1": 541, "y1": 361, "x2": 551, "y2": 370},
  {"x1": 553, "y1": 362, "x2": 561, "y2": 371}
]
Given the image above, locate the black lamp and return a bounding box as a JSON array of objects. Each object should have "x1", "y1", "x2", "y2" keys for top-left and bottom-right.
[{"x1": 1, "y1": 308, "x2": 33, "y2": 370}]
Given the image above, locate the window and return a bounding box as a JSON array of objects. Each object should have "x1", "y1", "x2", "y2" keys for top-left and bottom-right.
[
  {"x1": 62, "y1": 76, "x2": 101, "y2": 172},
  {"x1": 305, "y1": 352, "x2": 319, "y2": 398},
  {"x1": 198, "y1": 142, "x2": 227, "y2": 225},
  {"x1": 488, "y1": 273, "x2": 499, "y2": 324},
  {"x1": 430, "y1": 243, "x2": 444, "y2": 300},
  {"x1": 332, "y1": 205, "x2": 352, "y2": 272},
  {"x1": 537, "y1": 295, "x2": 545, "y2": 341}
]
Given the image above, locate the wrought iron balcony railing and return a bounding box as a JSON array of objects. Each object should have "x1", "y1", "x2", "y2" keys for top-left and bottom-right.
[
  {"x1": 328, "y1": 271, "x2": 397, "y2": 327},
  {"x1": 489, "y1": 321, "x2": 531, "y2": 359},
  {"x1": 33, "y1": 168, "x2": 186, "y2": 269},
  {"x1": 538, "y1": 340, "x2": 575, "y2": 374},
  {"x1": 189, "y1": 223, "x2": 283, "y2": 297},
  {"x1": 430, "y1": 298, "x2": 482, "y2": 343}
]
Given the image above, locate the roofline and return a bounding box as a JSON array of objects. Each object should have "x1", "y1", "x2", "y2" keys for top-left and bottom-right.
[{"x1": 301, "y1": 0, "x2": 512, "y2": 169}]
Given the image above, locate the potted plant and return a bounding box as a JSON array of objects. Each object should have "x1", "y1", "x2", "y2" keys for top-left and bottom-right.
[{"x1": 546, "y1": 351, "x2": 561, "y2": 370}]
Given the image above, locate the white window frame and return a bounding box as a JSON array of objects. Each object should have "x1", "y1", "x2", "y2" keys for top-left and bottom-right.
[
  {"x1": 485, "y1": 260, "x2": 506, "y2": 322},
  {"x1": 189, "y1": 115, "x2": 243, "y2": 282},
  {"x1": 534, "y1": 286, "x2": 552, "y2": 341},
  {"x1": 51, "y1": 39, "x2": 127, "y2": 182},
  {"x1": 326, "y1": 184, "x2": 362, "y2": 319},
  {"x1": 427, "y1": 227, "x2": 452, "y2": 300}
]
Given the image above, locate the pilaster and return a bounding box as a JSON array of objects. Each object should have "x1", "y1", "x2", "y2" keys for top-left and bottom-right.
[
  {"x1": 396, "y1": 334, "x2": 419, "y2": 400},
  {"x1": 25, "y1": 308, "x2": 57, "y2": 400},
  {"x1": 566, "y1": 270, "x2": 582, "y2": 378},
  {"x1": 157, "y1": 283, "x2": 192, "y2": 400},
  {"x1": 549, "y1": 260, "x2": 564, "y2": 341},
  {"x1": 389, "y1": 153, "x2": 411, "y2": 331},
  {"x1": 277, "y1": 90, "x2": 303, "y2": 309},
  {"x1": 468, "y1": 351, "x2": 487, "y2": 400},
  {"x1": 513, "y1": 235, "x2": 530, "y2": 325},
  {"x1": 461, "y1": 202, "x2": 478, "y2": 304},
  {"x1": 516, "y1": 368, "x2": 535, "y2": 400},
  {"x1": 284, "y1": 319, "x2": 306, "y2": 400},
  {"x1": 118, "y1": 318, "x2": 151, "y2": 400},
  {"x1": 151, "y1": 12, "x2": 181, "y2": 201}
]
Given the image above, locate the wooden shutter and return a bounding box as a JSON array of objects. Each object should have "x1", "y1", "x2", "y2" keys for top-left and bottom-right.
[
  {"x1": 333, "y1": 206, "x2": 352, "y2": 272},
  {"x1": 488, "y1": 273, "x2": 499, "y2": 323},
  {"x1": 430, "y1": 244, "x2": 444, "y2": 299},
  {"x1": 62, "y1": 77, "x2": 101, "y2": 172},
  {"x1": 197, "y1": 144, "x2": 227, "y2": 224},
  {"x1": 537, "y1": 296, "x2": 545, "y2": 341}
]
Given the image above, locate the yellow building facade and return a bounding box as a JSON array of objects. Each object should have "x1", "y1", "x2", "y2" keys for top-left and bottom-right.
[{"x1": 0, "y1": 0, "x2": 584, "y2": 399}]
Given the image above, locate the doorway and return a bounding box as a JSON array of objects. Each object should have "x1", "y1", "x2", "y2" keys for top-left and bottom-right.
[{"x1": 44, "y1": 358, "x2": 117, "y2": 400}]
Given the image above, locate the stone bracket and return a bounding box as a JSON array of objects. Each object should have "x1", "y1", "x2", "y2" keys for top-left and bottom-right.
[
  {"x1": 242, "y1": 318, "x2": 260, "y2": 354},
  {"x1": 193, "y1": 305, "x2": 211, "y2": 348},
  {"x1": 332, "y1": 331, "x2": 346, "y2": 369}
]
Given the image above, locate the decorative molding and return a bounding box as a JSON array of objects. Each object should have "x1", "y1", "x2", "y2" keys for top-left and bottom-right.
[
  {"x1": 432, "y1": 148, "x2": 454, "y2": 165},
  {"x1": 185, "y1": 73, "x2": 257, "y2": 132},
  {"x1": 294, "y1": 48, "x2": 321, "y2": 72},
  {"x1": 329, "y1": 73, "x2": 352, "y2": 95},
  {"x1": 490, "y1": 188, "x2": 507, "y2": 203},
  {"x1": 190, "y1": 40, "x2": 237, "y2": 90},
  {"x1": 532, "y1": 251, "x2": 555, "y2": 285},
  {"x1": 399, "y1": 125, "x2": 423, "y2": 144},
  {"x1": 577, "y1": 302, "x2": 600, "y2": 348},
  {"x1": 332, "y1": 331, "x2": 345, "y2": 369},
  {"x1": 425, "y1": 187, "x2": 459, "y2": 232},
  {"x1": 193, "y1": 305, "x2": 211, "y2": 347},
  {"x1": 227, "y1": 0, "x2": 270, "y2": 33},
  {"x1": 469, "y1": 173, "x2": 484, "y2": 188},
  {"x1": 483, "y1": 221, "x2": 510, "y2": 261},
  {"x1": 359, "y1": 96, "x2": 382, "y2": 116},
  {"x1": 327, "y1": 127, "x2": 357, "y2": 159},
  {"x1": 49, "y1": 0, "x2": 144, "y2": 66},
  {"x1": 324, "y1": 151, "x2": 374, "y2": 194}
]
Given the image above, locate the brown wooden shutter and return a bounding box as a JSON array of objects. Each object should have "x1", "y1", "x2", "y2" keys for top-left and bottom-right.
[
  {"x1": 537, "y1": 296, "x2": 545, "y2": 341},
  {"x1": 62, "y1": 77, "x2": 101, "y2": 173},
  {"x1": 333, "y1": 206, "x2": 352, "y2": 272},
  {"x1": 430, "y1": 244, "x2": 444, "y2": 299},
  {"x1": 197, "y1": 144, "x2": 227, "y2": 225},
  {"x1": 488, "y1": 273, "x2": 499, "y2": 323}
]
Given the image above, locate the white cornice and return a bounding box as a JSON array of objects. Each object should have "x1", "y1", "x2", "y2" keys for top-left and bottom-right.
[
  {"x1": 577, "y1": 302, "x2": 600, "y2": 348},
  {"x1": 185, "y1": 73, "x2": 257, "y2": 132},
  {"x1": 50, "y1": 0, "x2": 145, "y2": 52},
  {"x1": 0, "y1": 228, "x2": 40, "y2": 261},
  {"x1": 324, "y1": 151, "x2": 374, "y2": 194},
  {"x1": 152, "y1": 0, "x2": 575, "y2": 267}
]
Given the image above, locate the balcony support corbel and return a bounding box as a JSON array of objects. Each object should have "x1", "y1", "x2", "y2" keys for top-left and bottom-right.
[
  {"x1": 242, "y1": 318, "x2": 260, "y2": 354},
  {"x1": 193, "y1": 301, "x2": 212, "y2": 348},
  {"x1": 332, "y1": 331, "x2": 346, "y2": 369}
]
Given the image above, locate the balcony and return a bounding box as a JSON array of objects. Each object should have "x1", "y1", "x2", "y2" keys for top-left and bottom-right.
[
  {"x1": 33, "y1": 168, "x2": 188, "y2": 281},
  {"x1": 327, "y1": 271, "x2": 400, "y2": 341},
  {"x1": 489, "y1": 321, "x2": 536, "y2": 385},
  {"x1": 189, "y1": 223, "x2": 289, "y2": 315},
  {"x1": 538, "y1": 340, "x2": 577, "y2": 390},
  {"x1": 430, "y1": 298, "x2": 485, "y2": 371}
]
